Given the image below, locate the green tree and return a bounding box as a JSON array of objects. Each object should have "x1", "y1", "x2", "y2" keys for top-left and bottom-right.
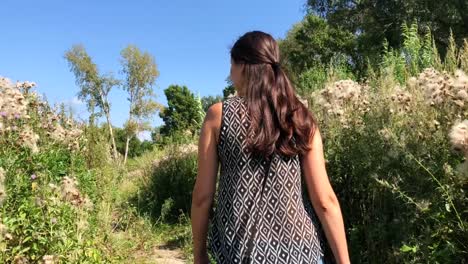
[
  {"x1": 120, "y1": 45, "x2": 162, "y2": 164},
  {"x1": 306, "y1": 0, "x2": 468, "y2": 64},
  {"x1": 151, "y1": 126, "x2": 162, "y2": 143},
  {"x1": 159, "y1": 85, "x2": 202, "y2": 137},
  {"x1": 222, "y1": 77, "x2": 236, "y2": 99},
  {"x1": 65, "y1": 44, "x2": 120, "y2": 160},
  {"x1": 201, "y1": 95, "x2": 223, "y2": 112},
  {"x1": 114, "y1": 127, "x2": 153, "y2": 158},
  {"x1": 278, "y1": 14, "x2": 356, "y2": 80}
]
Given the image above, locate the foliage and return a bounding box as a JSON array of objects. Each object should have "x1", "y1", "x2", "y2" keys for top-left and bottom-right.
[
  {"x1": 82, "y1": 124, "x2": 113, "y2": 169},
  {"x1": 120, "y1": 44, "x2": 162, "y2": 164},
  {"x1": 296, "y1": 53, "x2": 355, "y2": 97},
  {"x1": 306, "y1": 37, "x2": 468, "y2": 261},
  {"x1": 130, "y1": 144, "x2": 198, "y2": 223},
  {"x1": 64, "y1": 44, "x2": 120, "y2": 160},
  {"x1": 379, "y1": 22, "x2": 462, "y2": 85},
  {"x1": 460, "y1": 39, "x2": 468, "y2": 72},
  {"x1": 159, "y1": 85, "x2": 203, "y2": 138},
  {"x1": 222, "y1": 78, "x2": 236, "y2": 100},
  {"x1": 195, "y1": 92, "x2": 206, "y2": 130},
  {"x1": 445, "y1": 29, "x2": 459, "y2": 74},
  {"x1": 120, "y1": 45, "x2": 161, "y2": 121},
  {"x1": 201, "y1": 95, "x2": 223, "y2": 113},
  {"x1": 0, "y1": 78, "x2": 109, "y2": 263},
  {"x1": 114, "y1": 126, "x2": 153, "y2": 158},
  {"x1": 3, "y1": 3, "x2": 468, "y2": 262},
  {"x1": 278, "y1": 14, "x2": 356, "y2": 80},
  {"x1": 306, "y1": 0, "x2": 468, "y2": 69}
]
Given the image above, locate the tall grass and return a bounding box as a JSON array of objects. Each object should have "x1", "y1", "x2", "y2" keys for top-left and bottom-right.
[{"x1": 306, "y1": 23, "x2": 468, "y2": 262}]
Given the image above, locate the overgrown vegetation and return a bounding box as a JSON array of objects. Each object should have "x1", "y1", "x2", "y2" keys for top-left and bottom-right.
[{"x1": 1, "y1": 2, "x2": 467, "y2": 262}]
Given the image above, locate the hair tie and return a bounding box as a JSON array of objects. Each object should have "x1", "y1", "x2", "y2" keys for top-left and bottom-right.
[{"x1": 271, "y1": 61, "x2": 281, "y2": 71}]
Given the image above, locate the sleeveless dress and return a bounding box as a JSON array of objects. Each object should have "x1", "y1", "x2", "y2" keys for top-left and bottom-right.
[{"x1": 208, "y1": 95, "x2": 329, "y2": 264}]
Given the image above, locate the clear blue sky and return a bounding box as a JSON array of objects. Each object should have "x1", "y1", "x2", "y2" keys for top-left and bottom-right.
[{"x1": 1, "y1": 0, "x2": 307, "y2": 131}]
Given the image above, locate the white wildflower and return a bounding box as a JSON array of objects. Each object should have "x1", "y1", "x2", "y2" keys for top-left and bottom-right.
[
  {"x1": 42, "y1": 255, "x2": 57, "y2": 264},
  {"x1": 456, "y1": 89, "x2": 468, "y2": 101},
  {"x1": 417, "y1": 68, "x2": 468, "y2": 106},
  {"x1": 19, "y1": 126, "x2": 40, "y2": 153},
  {"x1": 378, "y1": 128, "x2": 393, "y2": 141},
  {"x1": 449, "y1": 120, "x2": 468, "y2": 157},
  {"x1": 60, "y1": 176, "x2": 93, "y2": 210}
]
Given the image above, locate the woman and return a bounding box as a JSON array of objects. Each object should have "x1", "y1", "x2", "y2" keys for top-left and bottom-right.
[{"x1": 191, "y1": 31, "x2": 350, "y2": 264}]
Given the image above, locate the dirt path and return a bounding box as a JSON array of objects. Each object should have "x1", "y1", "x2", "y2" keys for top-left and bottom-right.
[
  {"x1": 152, "y1": 245, "x2": 186, "y2": 264},
  {"x1": 131, "y1": 243, "x2": 186, "y2": 264}
]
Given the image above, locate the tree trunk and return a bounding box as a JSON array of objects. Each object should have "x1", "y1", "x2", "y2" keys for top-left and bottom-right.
[
  {"x1": 98, "y1": 90, "x2": 119, "y2": 162},
  {"x1": 123, "y1": 112, "x2": 135, "y2": 165},
  {"x1": 88, "y1": 99, "x2": 96, "y2": 127},
  {"x1": 123, "y1": 136, "x2": 131, "y2": 164},
  {"x1": 105, "y1": 111, "x2": 118, "y2": 161}
]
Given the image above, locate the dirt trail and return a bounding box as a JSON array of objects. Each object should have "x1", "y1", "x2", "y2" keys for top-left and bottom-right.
[
  {"x1": 152, "y1": 245, "x2": 186, "y2": 264},
  {"x1": 131, "y1": 243, "x2": 186, "y2": 264}
]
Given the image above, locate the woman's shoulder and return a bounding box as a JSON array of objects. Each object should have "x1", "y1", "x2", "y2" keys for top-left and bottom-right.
[
  {"x1": 206, "y1": 95, "x2": 244, "y2": 142},
  {"x1": 205, "y1": 102, "x2": 223, "y2": 145},
  {"x1": 210, "y1": 95, "x2": 246, "y2": 119},
  {"x1": 206, "y1": 95, "x2": 239, "y2": 118},
  {"x1": 207, "y1": 101, "x2": 223, "y2": 119}
]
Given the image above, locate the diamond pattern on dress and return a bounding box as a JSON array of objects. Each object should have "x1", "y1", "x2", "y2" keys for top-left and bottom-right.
[{"x1": 208, "y1": 96, "x2": 327, "y2": 263}]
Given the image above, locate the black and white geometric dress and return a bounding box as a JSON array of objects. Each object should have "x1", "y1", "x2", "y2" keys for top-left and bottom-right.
[{"x1": 208, "y1": 95, "x2": 329, "y2": 264}]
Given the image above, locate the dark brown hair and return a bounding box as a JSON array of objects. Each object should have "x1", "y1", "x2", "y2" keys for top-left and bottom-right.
[{"x1": 230, "y1": 30, "x2": 318, "y2": 159}]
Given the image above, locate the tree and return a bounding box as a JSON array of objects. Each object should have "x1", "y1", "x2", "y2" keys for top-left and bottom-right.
[
  {"x1": 120, "y1": 45, "x2": 162, "y2": 164},
  {"x1": 222, "y1": 77, "x2": 236, "y2": 99},
  {"x1": 201, "y1": 95, "x2": 223, "y2": 113},
  {"x1": 65, "y1": 45, "x2": 119, "y2": 160},
  {"x1": 151, "y1": 126, "x2": 162, "y2": 143},
  {"x1": 306, "y1": 0, "x2": 468, "y2": 63},
  {"x1": 114, "y1": 127, "x2": 153, "y2": 158},
  {"x1": 278, "y1": 14, "x2": 356, "y2": 80},
  {"x1": 159, "y1": 85, "x2": 202, "y2": 137}
]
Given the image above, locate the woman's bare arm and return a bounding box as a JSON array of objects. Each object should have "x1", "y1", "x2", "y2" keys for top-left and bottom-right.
[
  {"x1": 191, "y1": 102, "x2": 222, "y2": 264},
  {"x1": 300, "y1": 126, "x2": 351, "y2": 264}
]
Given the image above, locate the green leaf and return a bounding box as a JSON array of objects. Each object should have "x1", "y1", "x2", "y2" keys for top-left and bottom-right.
[{"x1": 400, "y1": 244, "x2": 417, "y2": 253}]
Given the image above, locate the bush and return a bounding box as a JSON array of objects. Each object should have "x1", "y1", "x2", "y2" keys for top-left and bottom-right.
[
  {"x1": 0, "y1": 77, "x2": 109, "y2": 262},
  {"x1": 309, "y1": 64, "x2": 468, "y2": 262},
  {"x1": 131, "y1": 143, "x2": 198, "y2": 223}
]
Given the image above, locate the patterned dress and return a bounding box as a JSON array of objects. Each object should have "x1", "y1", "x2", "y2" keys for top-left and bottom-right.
[{"x1": 208, "y1": 95, "x2": 329, "y2": 264}]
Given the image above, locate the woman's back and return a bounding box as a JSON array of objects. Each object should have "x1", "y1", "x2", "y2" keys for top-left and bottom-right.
[{"x1": 208, "y1": 95, "x2": 327, "y2": 264}]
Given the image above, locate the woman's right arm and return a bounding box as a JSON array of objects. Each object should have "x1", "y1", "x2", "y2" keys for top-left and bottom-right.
[{"x1": 299, "y1": 127, "x2": 351, "y2": 264}]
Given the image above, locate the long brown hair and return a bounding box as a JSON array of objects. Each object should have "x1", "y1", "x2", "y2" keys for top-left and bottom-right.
[{"x1": 230, "y1": 31, "x2": 318, "y2": 159}]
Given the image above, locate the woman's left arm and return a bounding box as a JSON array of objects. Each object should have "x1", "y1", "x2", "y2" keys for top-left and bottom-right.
[{"x1": 191, "y1": 103, "x2": 221, "y2": 264}]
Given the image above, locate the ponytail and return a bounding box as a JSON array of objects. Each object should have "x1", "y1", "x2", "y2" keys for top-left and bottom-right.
[{"x1": 231, "y1": 31, "x2": 318, "y2": 158}]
